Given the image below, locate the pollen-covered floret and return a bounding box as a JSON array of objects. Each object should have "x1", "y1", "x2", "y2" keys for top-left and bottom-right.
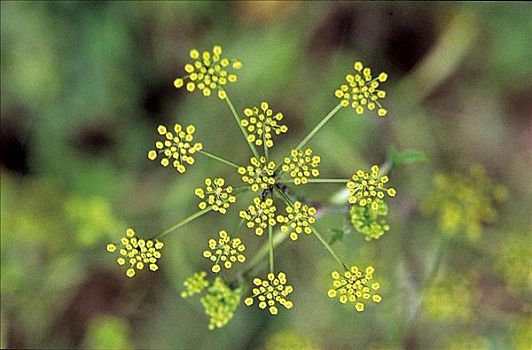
[
  {"x1": 201, "y1": 278, "x2": 243, "y2": 330},
  {"x1": 106, "y1": 228, "x2": 164, "y2": 278},
  {"x1": 238, "y1": 156, "x2": 276, "y2": 192},
  {"x1": 335, "y1": 61, "x2": 388, "y2": 117},
  {"x1": 281, "y1": 148, "x2": 320, "y2": 185},
  {"x1": 194, "y1": 177, "x2": 236, "y2": 214},
  {"x1": 277, "y1": 201, "x2": 316, "y2": 241},
  {"x1": 347, "y1": 165, "x2": 396, "y2": 210},
  {"x1": 239, "y1": 197, "x2": 277, "y2": 236},
  {"x1": 327, "y1": 265, "x2": 382, "y2": 312},
  {"x1": 173, "y1": 45, "x2": 242, "y2": 99},
  {"x1": 181, "y1": 271, "x2": 210, "y2": 298},
  {"x1": 244, "y1": 272, "x2": 294, "y2": 315},
  {"x1": 147, "y1": 124, "x2": 203, "y2": 173},
  {"x1": 241, "y1": 102, "x2": 288, "y2": 149},
  {"x1": 203, "y1": 230, "x2": 246, "y2": 273},
  {"x1": 350, "y1": 199, "x2": 390, "y2": 241}
]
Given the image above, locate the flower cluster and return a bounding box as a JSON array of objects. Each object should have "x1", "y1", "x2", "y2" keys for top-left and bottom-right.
[
  {"x1": 335, "y1": 61, "x2": 388, "y2": 116},
  {"x1": 203, "y1": 230, "x2": 246, "y2": 273},
  {"x1": 422, "y1": 273, "x2": 473, "y2": 321},
  {"x1": 173, "y1": 45, "x2": 242, "y2": 99},
  {"x1": 201, "y1": 278, "x2": 243, "y2": 330},
  {"x1": 350, "y1": 199, "x2": 390, "y2": 241},
  {"x1": 181, "y1": 271, "x2": 209, "y2": 298},
  {"x1": 347, "y1": 165, "x2": 396, "y2": 210},
  {"x1": 277, "y1": 201, "x2": 316, "y2": 241},
  {"x1": 194, "y1": 177, "x2": 236, "y2": 214},
  {"x1": 106, "y1": 228, "x2": 164, "y2": 278},
  {"x1": 423, "y1": 164, "x2": 507, "y2": 239},
  {"x1": 147, "y1": 124, "x2": 203, "y2": 173},
  {"x1": 241, "y1": 102, "x2": 288, "y2": 149},
  {"x1": 281, "y1": 148, "x2": 320, "y2": 185},
  {"x1": 244, "y1": 272, "x2": 294, "y2": 315},
  {"x1": 327, "y1": 265, "x2": 382, "y2": 312},
  {"x1": 239, "y1": 197, "x2": 277, "y2": 236},
  {"x1": 238, "y1": 156, "x2": 276, "y2": 192}
]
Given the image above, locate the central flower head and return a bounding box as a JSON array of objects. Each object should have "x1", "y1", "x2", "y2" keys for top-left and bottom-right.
[{"x1": 238, "y1": 156, "x2": 276, "y2": 192}]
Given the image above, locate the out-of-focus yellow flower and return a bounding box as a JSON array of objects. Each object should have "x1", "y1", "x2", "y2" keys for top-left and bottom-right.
[
  {"x1": 244, "y1": 272, "x2": 294, "y2": 315},
  {"x1": 194, "y1": 177, "x2": 236, "y2": 214},
  {"x1": 239, "y1": 197, "x2": 277, "y2": 236},
  {"x1": 181, "y1": 271, "x2": 210, "y2": 298},
  {"x1": 147, "y1": 124, "x2": 203, "y2": 173},
  {"x1": 281, "y1": 148, "x2": 320, "y2": 185},
  {"x1": 422, "y1": 273, "x2": 474, "y2": 322},
  {"x1": 173, "y1": 45, "x2": 242, "y2": 99},
  {"x1": 335, "y1": 61, "x2": 388, "y2": 116},
  {"x1": 423, "y1": 164, "x2": 507, "y2": 239},
  {"x1": 496, "y1": 233, "x2": 532, "y2": 291},
  {"x1": 241, "y1": 102, "x2": 288, "y2": 149},
  {"x1": 238, "y1": 156, "x2": 276, "y2": 192},
  {"x1": 266, "y1": 330, "x2": 321, "y2": 350},
  {"x1": 350, "y1": 199, "x2": 390, "y2": 241},
  {"x1": 347, "y1": 165, "x2": 396, "y2": 210},
  {"x1": 201, "y1": 277, "x2": 243, "y2": 330},
  {"x1": 327, "y1": 265, "x2": 382, "y2": 312},
  {"x1": 203, "y1": 230, "x2": 246, "y2": 273},
  {"x1": 106, "y1": 228, "x2": 164, "y2": 278},
  {"x1": 277, "y1": 201, "x2": 316, "y2": 241}
]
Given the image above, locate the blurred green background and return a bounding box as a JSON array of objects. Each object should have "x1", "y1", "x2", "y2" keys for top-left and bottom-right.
[{"x1": 1, "y1": 1, "x2": 531, "y2": 349}]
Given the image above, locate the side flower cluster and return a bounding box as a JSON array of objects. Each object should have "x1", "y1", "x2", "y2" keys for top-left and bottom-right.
[
  {"x1": 327, "y1": 265, "x2": 382, "y2": 312},
  {"x1": 244, "y1": 272, "x2": 294, "y2": 315},
  {"x1": 173, "y1": 45, "x2": 242, "y2": 99},
  {"x1": 106, "y1": 228, "x2": 164, "y2": 278},
  {"x1": 194, "y1": 177, "x2": 236, "y2": 214},
  {"x1": 347, "y1": 165, "x2": 396, "y2": 210},
  {"x1": 281, "y1": 148, "x2": 320, "y2": 185},
  {"x1": 203, "y1": 230, "x2": 246, "y2": 273},
  {"x1": 241, "y1": 102, "x2": 288, "y2": 149},
  {"x1": 148, "y1": 124, "x2": 203, "y2": 173}
]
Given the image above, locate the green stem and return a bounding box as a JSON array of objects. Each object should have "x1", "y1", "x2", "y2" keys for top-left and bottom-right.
[
  {"x1": 296, "y1": 103, "x2": 343, "y2": 150},
  {"x1": 221, "y1": 89, "x2": 260, "y2": 159},
  {"x1": 283, "y1": 178, "x2": 349, "y2": 184},
  {"x1": 268, "y1": 224, "x2": 274, "y2": 273},
  {"x1": 157, "y1": 207, "x2": 212, "y2": 238},
  {"x1": 199, "y1": 150, "x2": 240, "y2": 169}
]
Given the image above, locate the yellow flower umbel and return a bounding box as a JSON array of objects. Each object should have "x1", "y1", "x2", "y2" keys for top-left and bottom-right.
[
  {"x1": 173, "y1": 45, "x2": 242, "y2": 99},
  {"x1": 181, "y1": 271, "x2": 209, "y2": 298},
  {"x1": 422, "y1": 274, "x2": 473, "y2": 322},
  {"x1": 350, "y1": 199, "x2": 390, "y2": 241},
  {"x1": 327, "y1": 265, "x2": 382, "y2": 312},
  {"x1": 201, "y1": 277, "x2": 243, "y2": 330},
  {"x1": 423, "y1": 164, "x2": 507, "y2": 239},
  {"x1": 239, "y1": 197, "x2": 277, "y2": 236},
  {"x1": 241, "y1": 102, "x2": 288, "y2": 149},
  {"x1": 106, "y1": 228, "x2": 164, "y2": 278},
  {"x1": 203, "y1": 230, "x2": 246, "y2": 273},
  {"x1": 335, "y1": 61, "x2": 388, "y2": 116},
  {"x1": 147, "y1": 124, "x2": 203, "y2": 173},
  {"x1": 277, "y1": 201, "x2": 317, "y2": 241},
  {"x1": 194, "y1": 177, "x2": 236, "y2": 214},
  {"x1": 281, "y1": 148, "x2": 320, "y2": 185},
  {"x1": 238, "y1": 156, "x2": 276, "y2": 192},
  {"x1": 244, "y1": 272, "x2": 294, "y2": 315},
  {"x1": 347, "y1": 165, "x2": 396, "y2": 210}
]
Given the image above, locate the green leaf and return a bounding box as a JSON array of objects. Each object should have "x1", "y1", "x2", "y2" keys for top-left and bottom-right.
[
  {"x1": 387, "y1": 148, "x2": 428, "y2": 168},
  {"x1": 328, "y1": 228, "x2": 345, "y2": 245}
]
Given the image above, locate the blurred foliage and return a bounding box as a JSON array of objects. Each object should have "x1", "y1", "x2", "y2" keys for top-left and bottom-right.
[{"x1": 1, "y1": 1, "x2": 531, "y2": 349}]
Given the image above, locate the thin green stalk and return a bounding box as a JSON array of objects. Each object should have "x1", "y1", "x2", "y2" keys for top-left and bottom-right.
[
  {"x1": 199, "y1": 150, "x2": 240, "y2": 169},
  {"x1": 296, "y1": 103, "x2": 343, "y2": 150},
  {"x1": 157, "y1": 207, "x2": 212, "y2": 238},
  {"x1": 275, "y1": 188, "x2": 348, "y2": 270},
  {"x1": 283, "y1": 178, "x2": 349, "y2": 184},
  {"x1": 268, "y1": 224, "x2": 274, "y2": 273},
  {"x1": 221, "y1": 89, "x2": 260, "y2": 159}
]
